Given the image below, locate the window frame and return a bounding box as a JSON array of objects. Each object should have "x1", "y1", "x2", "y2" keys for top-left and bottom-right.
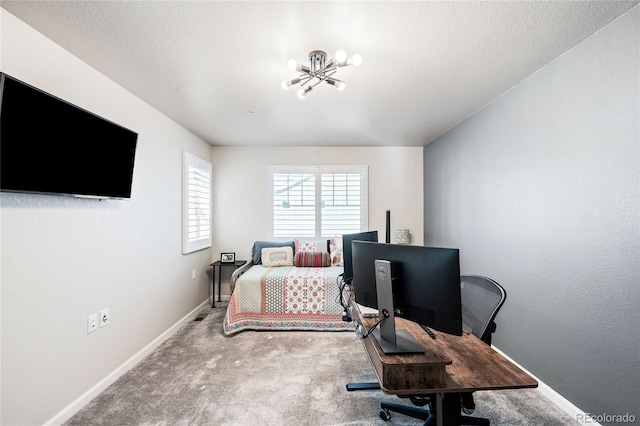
[
  {"x1": 182, "y1": 152, "x2": 212, "y2": 254},
  {"x1": 268, "y1": 165, "x2": 368, "y2": 240}
]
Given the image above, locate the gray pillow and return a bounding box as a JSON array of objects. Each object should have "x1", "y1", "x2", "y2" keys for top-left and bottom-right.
[{"x1": 252, "y1": 240, "x2": 295, "y2": 264}]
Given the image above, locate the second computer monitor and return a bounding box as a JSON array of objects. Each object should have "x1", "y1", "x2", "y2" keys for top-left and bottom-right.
[{"x1": 342, "y1": 230, "x2": 379, "y2": 284}]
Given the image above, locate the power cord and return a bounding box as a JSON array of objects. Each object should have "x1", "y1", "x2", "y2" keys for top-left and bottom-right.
[
  {"x1": 355, "y1": 309, "x2": 390, "y2": 339},
  {"x1": 336, "y1": 274, "x2": 388, "y2": 336},
  {"x1": 336, "y1": 274, "x2": 353, "y2": 322}
]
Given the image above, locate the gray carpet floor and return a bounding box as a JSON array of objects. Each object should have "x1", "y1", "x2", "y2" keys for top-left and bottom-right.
[{"x1": 65, "y1": 304, "x2": 579, "y2": 425}]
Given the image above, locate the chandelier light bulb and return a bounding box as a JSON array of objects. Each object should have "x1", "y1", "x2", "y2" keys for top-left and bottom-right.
[
  {"x1": 335, "y1": 50, "x2": 347, "y2": 63},
  {"x1": 297, "y1": 86, "x2": 313, "y2": 99},
  {"x1": 287, "y1": 59, "x2": 298, "y2": 71},
  {"x1": 326, "y1": 78, "x2": 346, "y2": 91},
  {"x1": 282, "y1": 77, "x2": 301, "y2": 90},
  {"x1": 347, "y1": 54, "x2": 363, "y2": 66}
]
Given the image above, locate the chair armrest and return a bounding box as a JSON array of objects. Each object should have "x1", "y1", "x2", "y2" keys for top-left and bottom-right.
[
  {"x1": 230, "y1": 261, "x2": 253, "y2": 293},
  {"x1": 481, "y1": 321, "x2": 497, "y2": 345}
]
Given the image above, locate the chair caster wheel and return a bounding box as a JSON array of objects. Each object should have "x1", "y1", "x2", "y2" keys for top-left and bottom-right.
[
  {"x1": 410, "y1": 396, "x2": 430, "y2": 406},
  {"x1": 380, "y1": 408, "x2": 391, "y2": 421}
]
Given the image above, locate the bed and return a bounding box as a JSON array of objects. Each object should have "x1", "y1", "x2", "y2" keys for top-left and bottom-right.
[{"x1": 223, "y1": 239, "x2": 354, "y2": 335}]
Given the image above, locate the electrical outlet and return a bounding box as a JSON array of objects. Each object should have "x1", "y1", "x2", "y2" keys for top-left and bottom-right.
[
  {"x1": 88, "y1": 314, "x2": 98, "y2": 333},
  {"x1": 192, "y1": 269, "x2": 197, "y2": 280},
  {"x1": 99, "y1": 308, "x2": 110, "y2": 327}
]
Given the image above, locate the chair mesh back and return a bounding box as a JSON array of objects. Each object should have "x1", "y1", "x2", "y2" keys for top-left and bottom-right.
[{"x1": 460, "y1": 275, "x2": 506, "y2": 343}]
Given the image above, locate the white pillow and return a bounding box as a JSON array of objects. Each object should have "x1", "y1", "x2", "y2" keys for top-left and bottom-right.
[{"x1": 261, "y1": 246, "x2": 294, "y2": 267}]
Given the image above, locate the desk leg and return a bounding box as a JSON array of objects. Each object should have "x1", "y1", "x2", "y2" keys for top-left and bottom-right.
[
  {"x1": 436, "y1": 394, "x2": 443, "y2": 426},
  {"x1": 380, "y1": 393, "x2": 467, "y2": 426},
  {"x1": 436, "y1": 393, "x2": 466, "y2": 426}
]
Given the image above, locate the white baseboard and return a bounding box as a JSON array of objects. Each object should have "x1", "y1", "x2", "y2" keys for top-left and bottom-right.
[
  {"x1": 44, "y1": 299, "x2": 211, "y2": 426},
  {"x1": 492, "y1": 345, "x2": 598, "y2": 425}
]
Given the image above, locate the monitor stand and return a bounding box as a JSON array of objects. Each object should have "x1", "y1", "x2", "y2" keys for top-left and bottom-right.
[{"x1": 373, "y1": 260, "x2": 425, "y2": 354}]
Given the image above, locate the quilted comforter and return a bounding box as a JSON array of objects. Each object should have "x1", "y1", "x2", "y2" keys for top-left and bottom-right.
[{"x1": 223, "y1": 265, "x2": 353, "y2": 335}]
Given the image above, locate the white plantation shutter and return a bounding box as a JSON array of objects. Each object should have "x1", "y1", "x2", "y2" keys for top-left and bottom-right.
[
  {"x1": 183, "y1": 152, "x2": 212, "y2": 254},
  {"x1": 269, "y1": 166, "x2": 368, "y2": 239},
  {"x1": 321, "y1": 172, "x2": 363, "y2": 236},
  {"x1": 272, "y1": 171, "x2": 316, "y2": 237}
]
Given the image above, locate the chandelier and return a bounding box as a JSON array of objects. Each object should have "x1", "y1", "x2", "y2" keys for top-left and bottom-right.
[{"x1": 282, "y1": 50, "x2": 362, "y2": 99}]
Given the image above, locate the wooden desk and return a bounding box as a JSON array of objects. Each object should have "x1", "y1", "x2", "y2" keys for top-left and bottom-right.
[{"x1": 348, "y1": 295, "x2": 537, "y2": 425}]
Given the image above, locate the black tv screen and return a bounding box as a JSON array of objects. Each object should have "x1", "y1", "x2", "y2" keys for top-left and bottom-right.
[{"x1": 0, "y1": 73, "x2": 138, "y2": 199}]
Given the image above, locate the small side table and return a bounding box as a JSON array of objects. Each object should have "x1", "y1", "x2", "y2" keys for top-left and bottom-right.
[{"x1": 209, "y1": 260, "x2": 246, "y2": 308}]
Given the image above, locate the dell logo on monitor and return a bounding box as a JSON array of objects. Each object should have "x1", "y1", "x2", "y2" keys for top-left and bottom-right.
[{"x1": 376, "y1": 262, "x2": 389, "y2": 280}]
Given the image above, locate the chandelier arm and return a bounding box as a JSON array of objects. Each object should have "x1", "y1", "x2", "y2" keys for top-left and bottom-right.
[
  {"x1": 299, "y1": 68, "x2": 336, "y2": 88},
  {"x1": 314, "y1": 69, "x2": 338, "y2": 85},
  {"x1": 323, "y1": 65, "x2": 339, "y2": 74},
  {"x1": 312, "y1": 66, "x2": 338, "y2": 80},
  {"x1": 298, "y1": 74, "x2": 316, "y2": 87},
  {"x1": 308, "y1": 79, "x2": 324, "y2": 90},
  {"x1": 307, "y1": 74, "x2": 335, "y2": 90}
]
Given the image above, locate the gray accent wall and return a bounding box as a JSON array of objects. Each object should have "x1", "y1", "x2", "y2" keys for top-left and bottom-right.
[{"x1": 423, "y1": 7, "x2": 639, "y2": 422}]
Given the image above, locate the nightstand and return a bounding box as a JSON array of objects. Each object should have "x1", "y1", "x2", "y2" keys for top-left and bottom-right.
[{"x1": 209, "y1": 260, "x2": 246, "y2": 307}]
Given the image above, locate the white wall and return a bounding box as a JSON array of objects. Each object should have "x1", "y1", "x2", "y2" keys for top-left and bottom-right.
[
  {"x1": 423, "y1": 7, "x2": 639, "y2": 421},
  {"x1": 0, "y1": 10, "x2": 213, "y2": 425},
  {"x1": 211, "y1": 146, "x2": 423, "y2": 296}
]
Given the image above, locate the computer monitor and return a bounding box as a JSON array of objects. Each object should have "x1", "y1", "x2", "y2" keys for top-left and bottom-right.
[
  {"x1": 351, "y1": 241, "x2": 463, "y2": 340},
  {"x1": 342, "y1": 231, "x2": 379, "y2": 284}
]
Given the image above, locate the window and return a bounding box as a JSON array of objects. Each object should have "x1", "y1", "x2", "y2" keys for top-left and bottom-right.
[
  {"x1": 182, "y1": 152, "x2": 212, "y2": 254},
  {"x1": 269, "y1": 166, "x2": 368, "y2": 239}
]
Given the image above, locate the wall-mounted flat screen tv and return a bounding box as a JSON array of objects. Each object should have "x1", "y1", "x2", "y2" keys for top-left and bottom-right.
[{"x1": 0, "y1": 73, "x2": 138, "y2": 199}]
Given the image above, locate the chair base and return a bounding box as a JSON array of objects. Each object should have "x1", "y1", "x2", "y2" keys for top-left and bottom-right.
[{"x1": 381, "y1": 402, "x2": 433, "y2": 424}]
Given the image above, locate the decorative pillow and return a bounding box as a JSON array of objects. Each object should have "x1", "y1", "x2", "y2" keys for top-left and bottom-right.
[
  {"x1": 295, "y1": 250, "x2": 331, "y2": 267},
  {"x1": 294, "y1": 239, "x2": 330, "y2": 254},
  {"x1": 261, "y1": 247, "x2": 294, "y2": 267},
  {"x1": 252, "y1": 240, "x2": 295, "y2": 264}
]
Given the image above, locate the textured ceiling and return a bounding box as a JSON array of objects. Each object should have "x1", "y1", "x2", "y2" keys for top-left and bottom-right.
[{"x1": 1, "y1": 1, "x2": 638, "y2": 147}]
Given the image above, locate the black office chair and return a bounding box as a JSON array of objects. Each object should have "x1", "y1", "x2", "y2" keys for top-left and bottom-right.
[{"x1": 379, "y1": 275, "x2": 507, "y2": 425}]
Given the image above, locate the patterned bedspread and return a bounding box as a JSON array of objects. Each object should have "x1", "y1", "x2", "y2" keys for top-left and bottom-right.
[{"x1": 223, "y1": 265, "x2": 353, "y2": 335}]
